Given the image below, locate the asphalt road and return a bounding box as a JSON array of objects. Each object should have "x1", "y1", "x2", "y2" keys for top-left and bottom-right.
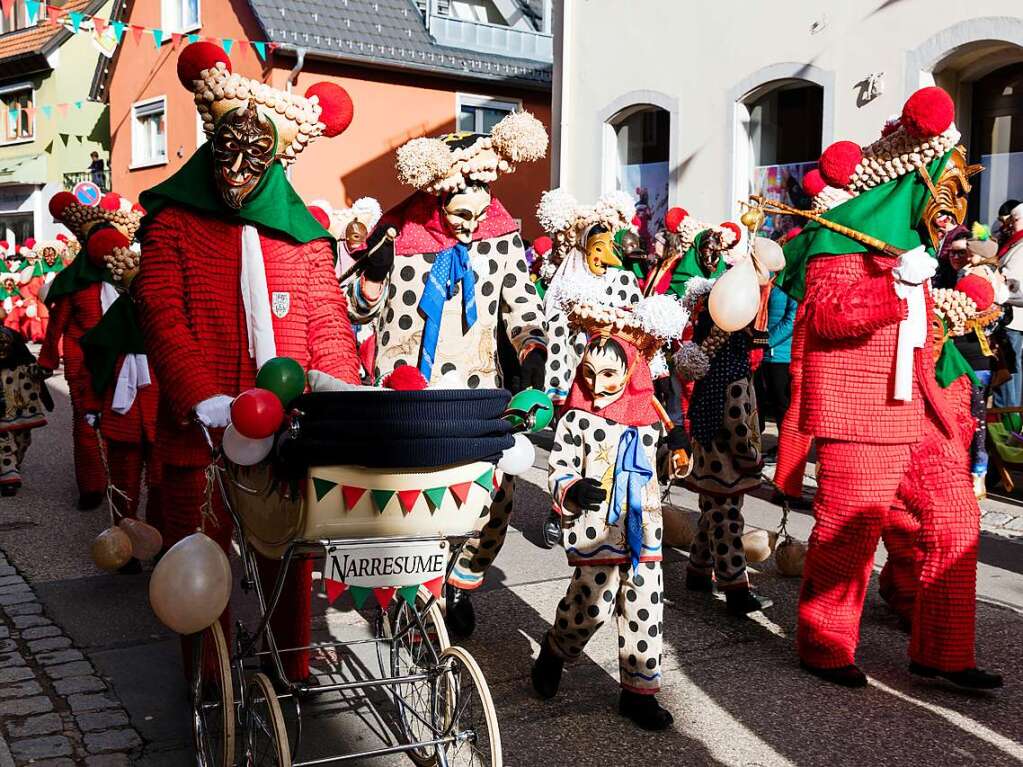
[{"x1": 1, "y1": 371, "x2": 1022, "y2": 766}]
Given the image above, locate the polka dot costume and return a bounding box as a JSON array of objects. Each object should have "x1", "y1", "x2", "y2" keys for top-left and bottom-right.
[
  {"x1": 0, "y1": 361, "x2": 47, "y2": 488},
  {"x1": 447, "y1": 471, "x2": 515, "y2": 590},
  {"x1": 688, "y1": 493, "x2": 750, "y2": 586}
]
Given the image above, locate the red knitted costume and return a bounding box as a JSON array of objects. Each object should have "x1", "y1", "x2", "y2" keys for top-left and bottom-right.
[
  {"x1": 136, "y1": 206, "x2": 361, "y2": 680},
  {"x1": 38, "y1": 284, "x2": 106, "y2": 498},
  {"x1": 796, "y1": 252, "x2": 979, "y2": 672}
]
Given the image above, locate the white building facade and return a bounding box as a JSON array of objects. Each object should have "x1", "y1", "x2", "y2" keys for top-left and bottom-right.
[{"x1": 552, "y1": 0, "x2": 1023, "y2": 238}]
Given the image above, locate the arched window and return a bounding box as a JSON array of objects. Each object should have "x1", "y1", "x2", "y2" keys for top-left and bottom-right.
[
  {"x1": 609, "y1": 105, "x2": 670, "y2": 245},
  {"x1": 972, "y1": 63, "x2": 1023, "y2": 224},
  {"x1": 739, "y1": 80, "x2": 823, "y2": 237}
]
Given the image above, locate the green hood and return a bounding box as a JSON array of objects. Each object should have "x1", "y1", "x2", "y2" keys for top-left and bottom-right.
[
  {"x1": 777, "y1": 152, "x2": 952, "y2": 301},
  {"x1": 80, "y1": 293, "x2": 146, "y2": 395},
  {"x1": 45, "y1": 253, "x2": 112, "y2": 305},
  {"x1": 666, "y1": 230, "x2": 726, "y2": 299},
  {"x1": 139, "y1": 143, "x2": 333, "y2": 246}
]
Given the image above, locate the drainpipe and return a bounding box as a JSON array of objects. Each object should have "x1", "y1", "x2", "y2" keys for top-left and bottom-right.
[{"x1": 284, "y1": 48, "x2": 306, "y2": 180}]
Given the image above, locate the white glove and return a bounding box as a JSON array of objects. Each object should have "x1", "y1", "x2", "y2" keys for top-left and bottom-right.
[
  {"x1": 892, "y1": 245, "x2": 937, "y2": 285},
  {"x1": 194, "y1": 395, "x2": 234, "y2": 429}
]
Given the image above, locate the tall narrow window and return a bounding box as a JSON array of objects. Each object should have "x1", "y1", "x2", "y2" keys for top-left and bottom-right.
[
  {"x1": 971, "y1": 63, "x2": 1023, "y2": 226},
  {"x1": 161, "y1": 0, "x2": 200, "y2": 33},
  {"x1": 131, "y1": 97, "x2": 167, "y2": 168},
  {"x1": 610, "y1": 106, "x2": 669, "y2": 246},
  {"x1": 1, "y1": 86, "x2": 34, "y2": 144}
]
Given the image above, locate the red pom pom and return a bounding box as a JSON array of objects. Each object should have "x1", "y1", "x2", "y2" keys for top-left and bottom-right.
[
  {"x1": 0, "y1": 242, "x2": 7, "y2": 251},
  {"x1": 664, "y1": 207, "x2": 688, "y2": 233},
  {"x1": 23, "y1": 238, "x2": 35, "y2": 250},
  {"x1": 383, "y1": 364, "x2": 428, "y2": 391},
  {"x1": 55, "y1": 234, "x2": 67, "y2": 243},
  {"x1": 719, "y1": 221, "x2": 742, "y2": 243},
  {"x1": 99, "y1": 192, "x2": 121, "y2": 212},
  {"x1": 305, "y1": 82, "x2": 354, "y2": 138},
  {"x1": 49, "y1": 191, "x2": 77, "y2": 219},
  {"x1": 956, "y1": 274, "x2": 995, "y2": 311},
  {"x1": 902, "y1": 86, "x2": 954, "y2": 139},
  {"x1": 532, "y1": 236, "x2": 553, "y2": 256},
  {"x1": 85, "y1": 227, "x2": 130, "y2": 267},
  {"x1": 177, "y1": 41, "x2": 231, "y2": 89},
  {"x1": 307, "y1": 204, "x2": 331, "y2": 229},
  {"x1": 801, "y1": 169, "x2": 827, "y2": 197},
  {"x1": 231, "y1": 388, "x2": 285, "y2": 439},
  {"x1": 131, "y1": 203, "x2": 146, "y2": 214},
  {"x1": 819, "y1": 141, "x2": 862, "y2": 188}
]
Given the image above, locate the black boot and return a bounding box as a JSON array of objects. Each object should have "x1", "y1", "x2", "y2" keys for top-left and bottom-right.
[
  {"x1": 909, "y1": 662, "x2": 1003, "y2": 690},
  {"x1": 800, "y1": 661, "x2": 868, "y2": 688},
  {"x1": 530, "y1": 635, "x2": 564, "y2": 700},
  {"x1": 444, "y1": 584, "x2": 476, "y2": 638},
  {"x1": 725, "y1": 586, "x2": 773, "y2": 616},
  {"x1": 540, "y1": 511, "x2": 561, "y2": 549},
  {"x1": 685, "y1": 570, "x2": 713, "y2": 593},
  {"x1": 77, "y1": 492, "x2": 104, "y2": 511},
  {"x1": 117, "y1": 558, "x2": 142, "y2": 575},
  {"x1": 618, "y1": 689, "x2": 674, "y2": 731}
]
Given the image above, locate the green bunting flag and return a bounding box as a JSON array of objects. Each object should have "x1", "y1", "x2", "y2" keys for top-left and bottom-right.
[
  {"x1": 222, "y1": 38, "x2": 234, "y2": 54},
  {"x1": 371, "y1": 489, "x2": 395, "y2": 513},
  {"x1": 349, "y1": 586, "x2": 371, "y2": 609},
  {"x1": 253, "y1": 41, "x2": 266, "y2": 60},
  {"x1": 69, "y1": 11, "x2": 82, "y2": 32},
  {"x1": 423, "y1": 487, "x2": 447, "y2": 512},
  {"x1": 474, "y1": 468, "x2": 494, "y2": 491},
  {"x1": 398, "y1": 585, "x2": 419, "y2": 607},
  {"x1": 151, "y1": 28, "x2": 164, "y2": 47},
  {"x1": 312, "y1": 477, "x2": 338, "y2": 503},
  {"x1": 25, "y1": 0, "x2": 40, "y2": 23},
  {"x1": 111, "y1": 21, "x2": 125, "y2": 42}
]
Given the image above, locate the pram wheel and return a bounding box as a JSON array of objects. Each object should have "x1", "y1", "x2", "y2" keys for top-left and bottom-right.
[
  {"x1": 379, "y1": 587, "x2": 450, "y2": 767},
  {"x1": 436, "y1": 646, "x2": 501, "y2": 767},
  {"x1": 191, "y1": 622, "x2": 235, "y2": 767},
  {"x1": 243, "y1": 672, "x2": 290, "y2": 767}
]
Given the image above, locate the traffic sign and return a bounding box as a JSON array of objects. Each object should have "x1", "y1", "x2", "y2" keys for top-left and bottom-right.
[{"x1": 72, "y1": 181, "x2": 101, "y2": 207}]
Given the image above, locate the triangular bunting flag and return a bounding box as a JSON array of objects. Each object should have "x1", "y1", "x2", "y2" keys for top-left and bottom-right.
[
  {"x1": 396, "y1": 489, "x2": 420, "y2": 515},
  {"x1": 423, "y1": 576, "x2": 444, "y2": 600},
  {"x1": 349, "y1": 586, "x2": 371, "y2": 609},
  {"x1": 450, "y1": 481, "x2": 472, "y2": 506},
  {"x1": 111, "y1": 20, "x2": 125, "y2": 42},
  {"x1": 324, "y1": 578, "x2": 347, "y2": 604},
  {"x1": 0, "y1": 0, "x2": 12, "y2": 19},
  {"x1": 46, "y1": 6, "x2": 61, "y2": 24},
  {"x1": 494, "y1": 470, "x2": 501, "y2": 491},
  {"x1": 151, "y1": 28, "x2": 164, "y2": 47},
  {"x1": 341, "y1": 485, "x2": 366, "y2": 510},
  {"x1": 312, "y1": 477, "x2": 338, "y2": 502},
  {"x1": 221, "y1": 38, "x2": 234, "y2": 54},
  {"x1": 252, "y1": 41, "x2": 266, "y2": 60},
  {"x1": 474, "y1": 467, "x2": 494, "y2": 491},
  {"x1": 129, "y1": 24, "x2": 145, "y2": 45},
  {"x1": 423, "y1": 487, "x2": 446, "y2": 513},
  {"x1": 41, "y1": 105, "x2": 53, "y2": 119},
  {"x1": 371, "y1": 489, "x2": 395, "y2": 513},
  {"x1": 92, "y1": 17, "x2": 106, "y2": 37},
  {"x1": 69, "y1": 11, "x2": 82, "y2": 33},
  {"x1": 171, "y1": 32, "x2": 182, "y2": 47},
  {"x1": 74, "y1": 101, "x2": 82, "y2": 110},
  {"x1": 373, "y1": 586, "x2": 396, "y2": 610},
  {"x1": 398, "y1": 585, "x2": 419, "y2": 607},
  {"x1": 57, "y1": 103, "x2": 69, "y2": 118},
  {"x1": 187, "y1": 33, "x2": 200, "y2": 44},
  {"x1": 24, "y1": 0, "x2": 40, "y2": 24}
]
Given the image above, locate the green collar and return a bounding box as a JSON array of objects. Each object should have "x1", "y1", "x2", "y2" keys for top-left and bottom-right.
[
  {"x1": 45, "y1": 254, "x2": 111, "y2": 305},
  {"x1": 666, "y1": 230, "x2": 725, "y2": 299}
]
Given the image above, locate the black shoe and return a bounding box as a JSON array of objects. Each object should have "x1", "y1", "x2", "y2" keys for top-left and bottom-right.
[
  {"x1": 909, "y1": 662, "x2": 1003, "y2": 690},
  {"x1": 0, "y1": 485, "x2": 17, "y2": 497},
  {"x1": 77, "y1": 492, "x2": 104, "y2": 511},
  {"x1": 685, "y1": 570, "x2": 714, "y2": 592},
  {"x1": 540, "y1": 511, "x2": 561, "y2": 549},
  {"x1": 800, "y1": 661, "x2": 869, "y2": 688},
  {"x1": 762, "y1": 448, "x2": 778, "y2": 466},
  {"x1": 725, "y1": 587, "x2": 773, "y2": 616},
  {"x1": 530, "y1": 635, "x2": 564, "y2": 700},
  {"x1": 117, "y1": 558, "x2": 142, "y2": 575},
  {"x1": 618, "y1": 689, "x2": 674, "y2": 731},
  {"x1": 444, "y1": 585, "x2": 476, "y2": 638}
]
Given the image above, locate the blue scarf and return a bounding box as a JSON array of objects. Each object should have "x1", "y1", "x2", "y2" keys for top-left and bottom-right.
[
  {"x1": 608, "y1": 427, "x2": 653, "y2": 571},
  {"x1": 417, "y1": 243, "x2": 477, "y2": 380}
]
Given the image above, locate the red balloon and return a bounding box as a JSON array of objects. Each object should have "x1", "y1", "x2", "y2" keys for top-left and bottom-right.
[{"x1": 230, "y1": 388, "x2": 284, "y2": 439}]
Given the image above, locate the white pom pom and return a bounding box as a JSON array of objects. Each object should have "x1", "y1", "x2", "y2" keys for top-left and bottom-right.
[
  {"x1": 490, "y1": 111, "x2": 548, "y2": 163},
  {"x1": 595, "y1": 189, "x2": 636, "y2": 227},
  {"x1": 396, "y1": 137, "x2": 452, "y2": 190},
  {"x1": 682, "y1": 276, "x2": 716, "y2": 308},
  {"x1": 537, "y1": 188, "x2": 579, "y2": 233},
  {"x1": 351, "y1": 197, "x2": 382, "y2": 229},
  {"x1": 632, "y1": 294, "x2": 689, "y2": 342},
  {"x1": 649, "y1": 350, "x2": 669, "y2": 379}
]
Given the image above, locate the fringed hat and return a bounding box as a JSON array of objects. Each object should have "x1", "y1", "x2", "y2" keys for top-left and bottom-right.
[
  {"x1": 49, "y1": 191, "x2": 144, "y2": 242},
  {"x1": 177, "y1": 42, "x2": 353, "y2": 166},
  {"x1": 567, "y1": 294, "x2": 689, "y2": 361},
  {"x1": 537, "y1": 188, "x2": 636, "y2": 261},
  {"x1": 396, "y1": 111, "x2": 548, "y2": 195}
]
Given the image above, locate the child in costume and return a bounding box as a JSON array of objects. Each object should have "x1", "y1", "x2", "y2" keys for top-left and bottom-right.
[
  {"x1": 0, "y1": 327, "x2": 51, "y2": 495},
  {"x1": 532, "y1": 297, "x2": 687, "y2": 732},
  {"x1": 19, "y1": 239, "x2": 66, "y2": 343}
]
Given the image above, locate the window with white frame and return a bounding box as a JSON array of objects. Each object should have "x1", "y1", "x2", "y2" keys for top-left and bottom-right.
[
  {"x1": 1, "y1": 85, "x2": 34, "y2": 144},
  {"x1": 161, "y1": 0, "x2": 200, "y2": 33},
  {"x1": 131, "y1": 97, "x2": 167, "y2": 167},
  {"x1": 457, "y1": 93, "x2": 520, "y2": 134}
]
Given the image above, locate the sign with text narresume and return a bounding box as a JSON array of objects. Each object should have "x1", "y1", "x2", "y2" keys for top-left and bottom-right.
[{"x1": 326, "y1": 539, "x2": 448, "y2": 589}]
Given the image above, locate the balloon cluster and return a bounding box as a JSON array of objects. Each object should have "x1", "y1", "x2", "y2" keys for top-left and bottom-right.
[
  {"x1": 222, "y1": 356, "x2": 306, "y2": 466},
  {"x1": 91, "y1": 517, "x2": 164, "y2": 572}
]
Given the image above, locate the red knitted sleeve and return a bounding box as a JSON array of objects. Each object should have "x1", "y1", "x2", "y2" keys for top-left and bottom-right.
[
  {"x1": 806, "y1": 253, "x2": 907, "y2": 340},
  {"x1": 304, "y1": 239, "x2": 361, "y2": 384},
  {"x1": 37, "y1": 295, "x2": 70, "y2": 370},
  {"x1": 135, "y1": 208, "x2": 220, "y2": 421}
]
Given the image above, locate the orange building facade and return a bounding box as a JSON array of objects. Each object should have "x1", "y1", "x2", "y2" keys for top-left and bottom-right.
[{"x1": 104, "y1": 0, "x2": 553, "y2": 237}]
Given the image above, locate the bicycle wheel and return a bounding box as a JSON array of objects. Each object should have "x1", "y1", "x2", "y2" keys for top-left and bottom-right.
[
  {"x1": 436, "y1": 646, "x2": 501, "y2": 767},
  {"x1": 243, "y1": 672, "x2": 290, "y2": 767},
  {"x1": 380, "y1": 588, "x2": 450, "y2": 767},
  {"x1": 192, "y1": 622, "x2": 235, "y2": 767}
]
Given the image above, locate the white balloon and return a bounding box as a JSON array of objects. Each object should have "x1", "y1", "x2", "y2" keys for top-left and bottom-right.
[
  {"x1": 708, "y1": 255, "x2": 760, "y2": 332},
  {"x1": 753, "y1": 236, "x2": 785, "y2": 271},
  {"x1": 149, "y1": 532, "x2": 232, "y2": 634},
  {"x1": 222, "y1": 423, "x2": 273, "y2": 466},
  {"x1": 498, "y1": 433, "x2": 536, "y2": 476}
]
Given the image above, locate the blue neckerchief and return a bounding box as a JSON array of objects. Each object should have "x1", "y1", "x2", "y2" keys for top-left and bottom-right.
[
  {"x1": 417, "y1": 242, "x2": 477, "y2": 380},
  {"x1": 609, "y1": 427, "x2": 653, "y2": 571}
]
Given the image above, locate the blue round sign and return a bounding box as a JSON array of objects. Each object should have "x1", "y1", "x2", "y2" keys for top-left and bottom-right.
[{"x1": 73, "y1": 181, "x2": 101, "y2": 207}]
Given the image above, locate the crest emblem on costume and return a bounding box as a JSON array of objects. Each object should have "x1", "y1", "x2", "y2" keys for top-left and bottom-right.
[{"x1": 272, "y1": 292, "x2": 291, "y2": 318}]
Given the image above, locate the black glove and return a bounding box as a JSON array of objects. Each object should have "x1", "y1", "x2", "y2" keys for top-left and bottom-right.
[
  {"x1": 666, "y1": 425, "x2": 690, "y2": 452},
  {"x1": 360, "y1": 227, "x2": 395, "y2": 282},
  {"x1": 653, "y1": 375, "x2": 673, "y2": 405},
  {"x1": 519, "y1": 348, "x2": 547, "y2": 390},
  {"x1": 565, "y1": 477, "x2": 607, "y2": 513}
]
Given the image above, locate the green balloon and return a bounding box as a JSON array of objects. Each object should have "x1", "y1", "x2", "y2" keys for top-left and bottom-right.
[
  {"x1": 505, "y1": 388, "x2": 554, "y2": 432},
  {"x1": 256, "y1": 357, "x2": 306, "y2": 406}
]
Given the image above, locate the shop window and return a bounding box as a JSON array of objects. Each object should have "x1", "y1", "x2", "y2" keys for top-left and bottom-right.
[
  {"x1": 131, "y1": 97, "x2": 167, "y2": 168},
  {"x1": 610, "y1": 106, "x2": 669, "y2": 246},
  {"x1": 744, "y1": 81, "x2": 823, "y2": 238},
  {"x1": 1, "y1": 86, "x2": 33, "y2": 144},
  {"x1": 161, "y1": 0, "x2": 200, "y2": 33},
  {"x1": 971, "y1": 62, "x2": 1023, "y2": 227},
  {"x1": 457, "y1": 93, "x2": 520, "y2": 133}
]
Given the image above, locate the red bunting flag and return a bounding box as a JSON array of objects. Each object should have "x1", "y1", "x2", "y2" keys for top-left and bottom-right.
[
  {"x1": 46, "y1": 5, "x2": 61, "y2": 24},
  {"x1": 92, "y1": 17, "x2": 106, "y2": 36},
  {"x1": 57, "y1": 103, "x2": 69, "y2": 118},
  {"x1": 324, "y1": 578, "x2": 347, "y2": 604},
  {"x1": 171, "y1": 32, "x2": 182, "y2": 46},
  {"x1": 450, "y1": 481, "x2": 472, "y2": 506},
  {"x1": 397, "y1": 489, "x2": 420, "y2": 515},
  {"x1": 0, "y1": 0, "x2": 14, "y2": 18},
  {"x1": 341, "y1": 486, "x2": 366, "y2": 510},
  {"x1": 423, "y1": 576, "x2": 444, "y2": 600},
  {"x1": 129, "y1": 24, "x2": 145, "y2": 45},
  {"x1": 373, "y1": 587, "x2": 396, "y2": 610}
]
